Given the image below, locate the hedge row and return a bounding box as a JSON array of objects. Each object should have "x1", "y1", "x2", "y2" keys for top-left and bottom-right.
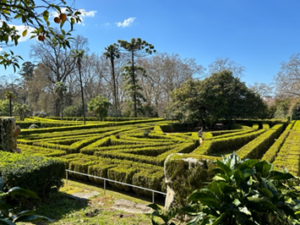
[
  {"x1": 47, "y1": 116, "x2": 158, "y2": 121},
  {"x1": 272, "y1": 130, "x2": 300, "y2": 175},
  {"x1": 19, "y1": 144, "x2": 67, "y2": 157},
  {"x1": 19, "y1": 118, "x2": 164, "y2": 135},
  {"x1": 0, "y1": 151, "x2": 65, "y2": 198},
  {"x1": 19, "y1": 125, "x2": 122, "y2": 140},
  {"x1": 292, "y1": 120, "x2": 300, "y2": 131},
  {"x1": 80, "y1": 142, "x2": 173, "y2": 155},
  {"x1": 236, "y1": 124, "x2": 284, "y2": 160},
  {"x1": 261, "y1": 129, "x2": 290, "y2": 163},
  {"x1": 60, "y1": 154, "x2": 164, "y2": 196},
  {"x1": 94, "y1": 142, "x2": 197, "y2": 166},
  {"x1": 193, "y1": 129, "x2": 266, "y2": 155}
]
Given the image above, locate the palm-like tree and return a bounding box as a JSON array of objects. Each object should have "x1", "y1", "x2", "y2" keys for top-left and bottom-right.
[
  {"x1": 13, "y1": 103, "x2": 30, "y2": 121},
  {"x1": 103, "y1": 44, "x2": 120, "y2": 116}
]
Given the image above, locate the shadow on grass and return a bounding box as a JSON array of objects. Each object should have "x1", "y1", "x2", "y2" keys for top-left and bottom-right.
[
  {"x1": 67, "y1": 177, "x2": 166, "y2": 207},
  {"x1": 34, "y1": 191, "x2": 89, "y2": 223}
]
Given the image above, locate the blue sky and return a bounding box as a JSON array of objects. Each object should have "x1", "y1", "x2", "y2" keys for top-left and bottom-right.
[{"x1": 2, "y1": 0, "x2": 300, "y2": 86}]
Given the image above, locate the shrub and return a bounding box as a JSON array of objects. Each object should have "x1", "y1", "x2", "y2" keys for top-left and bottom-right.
[
  {"x1": 0, "y1": 152, "x2": 65, "y2": 199},
  {"x1": 290, "y1": 100, "x2": 300, "y2": 120}
]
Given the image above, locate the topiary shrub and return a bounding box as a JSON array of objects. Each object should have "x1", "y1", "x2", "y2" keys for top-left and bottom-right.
[{"x1": 290, "y1": 101, "x2": 300, "y2": 120}]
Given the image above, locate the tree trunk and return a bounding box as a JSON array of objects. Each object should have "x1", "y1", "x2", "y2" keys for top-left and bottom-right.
[
  {"x1": 111, "y1": 58, "x2": 118, "y2": 116},
  {"x1": 78, "y1": 66, "x2": 86, "y2": 125},
  {"x1": 131, "y1": 51, "x2": 137, "y2": 117},
  {"x1": 9, "y1": 97, "x2": 12, "y2": 117}
]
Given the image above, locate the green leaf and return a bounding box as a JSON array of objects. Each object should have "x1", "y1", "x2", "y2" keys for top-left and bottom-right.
[
  {"x1": 239, "y1": 159, "x2": 259, "y2": 170},
  {"x1": 257, "y1": 188, "x2": 273, "y2": 199},
  {"x1": 207, "y1": 181, "x2": 223, "y2": 199},
  {"x1": 213, "y1": 174, "x2": 229, "y2": 182},
  {"x1": 0, "y1": 218, "x2": 15, "y2": 225},
  {"x1": 247, "y1": 197, "x2": 276, "y2": 210},
  {"x1": 14, "y1": 214, "x2": 54, "y2": 223},
  {"x1": 234, "y1": 169, "x2": 245, "y2": 185},
  {"x1": 217, "y1": 160, "x2": 232, "y2": 176},
  {"x1": 212, "y1": 213, "x2": 226, "y2": 225},
  {"x1": 255, "y1": 161, "x2": 272, "y2": 177},
  {"x1": 7, "y1": 187, "x2": 40, "y2": 199},
  {"x1": 0, "y1": 177, "x2": 3, "y2": 191},
  {"x1": 188, "y1": 189, "x2": 220, "y2": 208},
  {"x1": 269, "y1": 171, "x2": 294, "y2": 180},
  {"x1": 22, "y1": 29, "x2": 27, "y2": 37},
  {"x1": 239, "y1": 206, "x2": 252, "y2": 215}
]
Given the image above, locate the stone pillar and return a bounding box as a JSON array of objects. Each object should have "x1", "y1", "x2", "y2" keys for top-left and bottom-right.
[
  {"x1": 0, "y1": 117, "x2": 21, "y2": 153},
  {"x1": 164, "y1": 153, "x2": 216, "y2": 211}
]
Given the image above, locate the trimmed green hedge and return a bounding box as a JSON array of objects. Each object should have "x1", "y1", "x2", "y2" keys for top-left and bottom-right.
[
  {"x1": 237, "y1": 124, "x2": 284, "y2": 159},
  {"x1": 193, "y1": 129, "x2": 266, "y2": 155},
  {"x1": 0, "y1": 151, "x2": 65, "y2": 198}
]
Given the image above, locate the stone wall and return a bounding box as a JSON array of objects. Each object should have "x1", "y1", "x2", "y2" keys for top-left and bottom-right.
[{"x1": 0, "y1": 117, "x2": 21, "y2": 153}]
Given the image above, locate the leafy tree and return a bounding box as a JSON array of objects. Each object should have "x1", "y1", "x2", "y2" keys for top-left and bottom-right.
[
  {"x1": 164, "y1": 70, "x2": 267, "y2": 127},
  {"x1": 88, "y1": 94, "x2": 111, "y2": 121},
  {"x1": 63, "y1": 103, "x2": 84, "y2": 117},
  {"x1": 0, "y1": 100, "x2": 9, "y2": 116},
  {"x1": 273, "y1": 99, "x2": 291, "y2": 119},
  {"x1": 13, "y1": 103, "x2": 30, "y2": 121},
  {"x1": 118, "y1": 38, "x2": 156, "y2": 117},
  {"x1": 53, "y1": 81, "x2": 67, "y2": 120},
  {"x1": 148, "y1": 153, "x2": 300, "y2": 225},
  {"x1": 103, "y1": 43, "x2": 120, "y2": 116},
  {"x1": 0, "y1": 0, "x2": 81, "y2": 71},
  {"x1": 18, "y1": 61, "x2": 36, "y2": 82}
]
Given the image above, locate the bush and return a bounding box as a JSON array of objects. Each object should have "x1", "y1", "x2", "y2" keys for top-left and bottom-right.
[
  {"x1": 63, "y1": 104, "x2": 84, "y2": 117},
  {"x1": 0, "y1": 151, "x2": 65, "y2": 199},
  {"x1": 290, "y1": 100, "x2": 300, "y2": 120}
]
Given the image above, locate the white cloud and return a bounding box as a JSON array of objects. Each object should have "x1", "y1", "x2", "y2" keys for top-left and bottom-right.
[
  {"x1": 50, "y1": 8, "x2": 97, "y2": 26},
  {"x1": 0, "y1": 20, "x2": 35, "y2": 43},
  {"x1": 79, "y1": 9, "x2": 97, "y2": 17},
  {"x1": 105, "y1": 22, "x2": 111, "y2": 26},
  {"x1": 116, "y1": 17, "x2": 136, "y2": 28}
]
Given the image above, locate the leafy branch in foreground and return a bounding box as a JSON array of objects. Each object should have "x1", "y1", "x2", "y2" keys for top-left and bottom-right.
[{"x1": 0, "y1": 0, "x2": 82, "y2": 71}]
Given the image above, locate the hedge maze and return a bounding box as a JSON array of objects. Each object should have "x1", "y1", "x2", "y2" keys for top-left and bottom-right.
[{"x1": 12, "y1": 117, "x2": 299, "y2": 196}]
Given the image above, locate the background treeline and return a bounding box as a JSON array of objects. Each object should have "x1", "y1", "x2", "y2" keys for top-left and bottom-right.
[{"x1": 1, "y1": 35, "x2": 300, "y2": 122}]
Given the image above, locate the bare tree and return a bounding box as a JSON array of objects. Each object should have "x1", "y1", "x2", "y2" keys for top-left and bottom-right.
[
  {"x1": 248, "y1": 82, "x2": 274, "y2": 99},
  {"x1": 30, "y1": 35, "x2": 88, "y2": 116},
  {"x1": 137, "y1": 52, "x2": 205, "y2": 116},
  {"x1": 275, "y1": 53, "x2": 300, "y2": 98},
  {"x1": 208, "y1": 57, "x2": 245, "y2": 78}
]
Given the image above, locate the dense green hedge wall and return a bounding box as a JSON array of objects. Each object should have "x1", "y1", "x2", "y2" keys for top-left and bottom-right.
[{"x1": 0, "y1": 151, "x2": 65, "y2": 198}]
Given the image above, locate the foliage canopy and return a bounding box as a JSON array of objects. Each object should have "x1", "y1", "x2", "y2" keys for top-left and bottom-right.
[{"x1": 164, "y1": 70, "x2": 267, "y2": 127}]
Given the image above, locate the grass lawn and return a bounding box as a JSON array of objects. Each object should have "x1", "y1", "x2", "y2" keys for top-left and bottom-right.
[{"x1": 18, "y1": 179, "x2": 165, "y2": 225}]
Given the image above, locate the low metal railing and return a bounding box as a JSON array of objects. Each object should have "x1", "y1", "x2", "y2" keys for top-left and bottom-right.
[{"x1": 65, "y1": 169, "x2": 167, "y2": 203}]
